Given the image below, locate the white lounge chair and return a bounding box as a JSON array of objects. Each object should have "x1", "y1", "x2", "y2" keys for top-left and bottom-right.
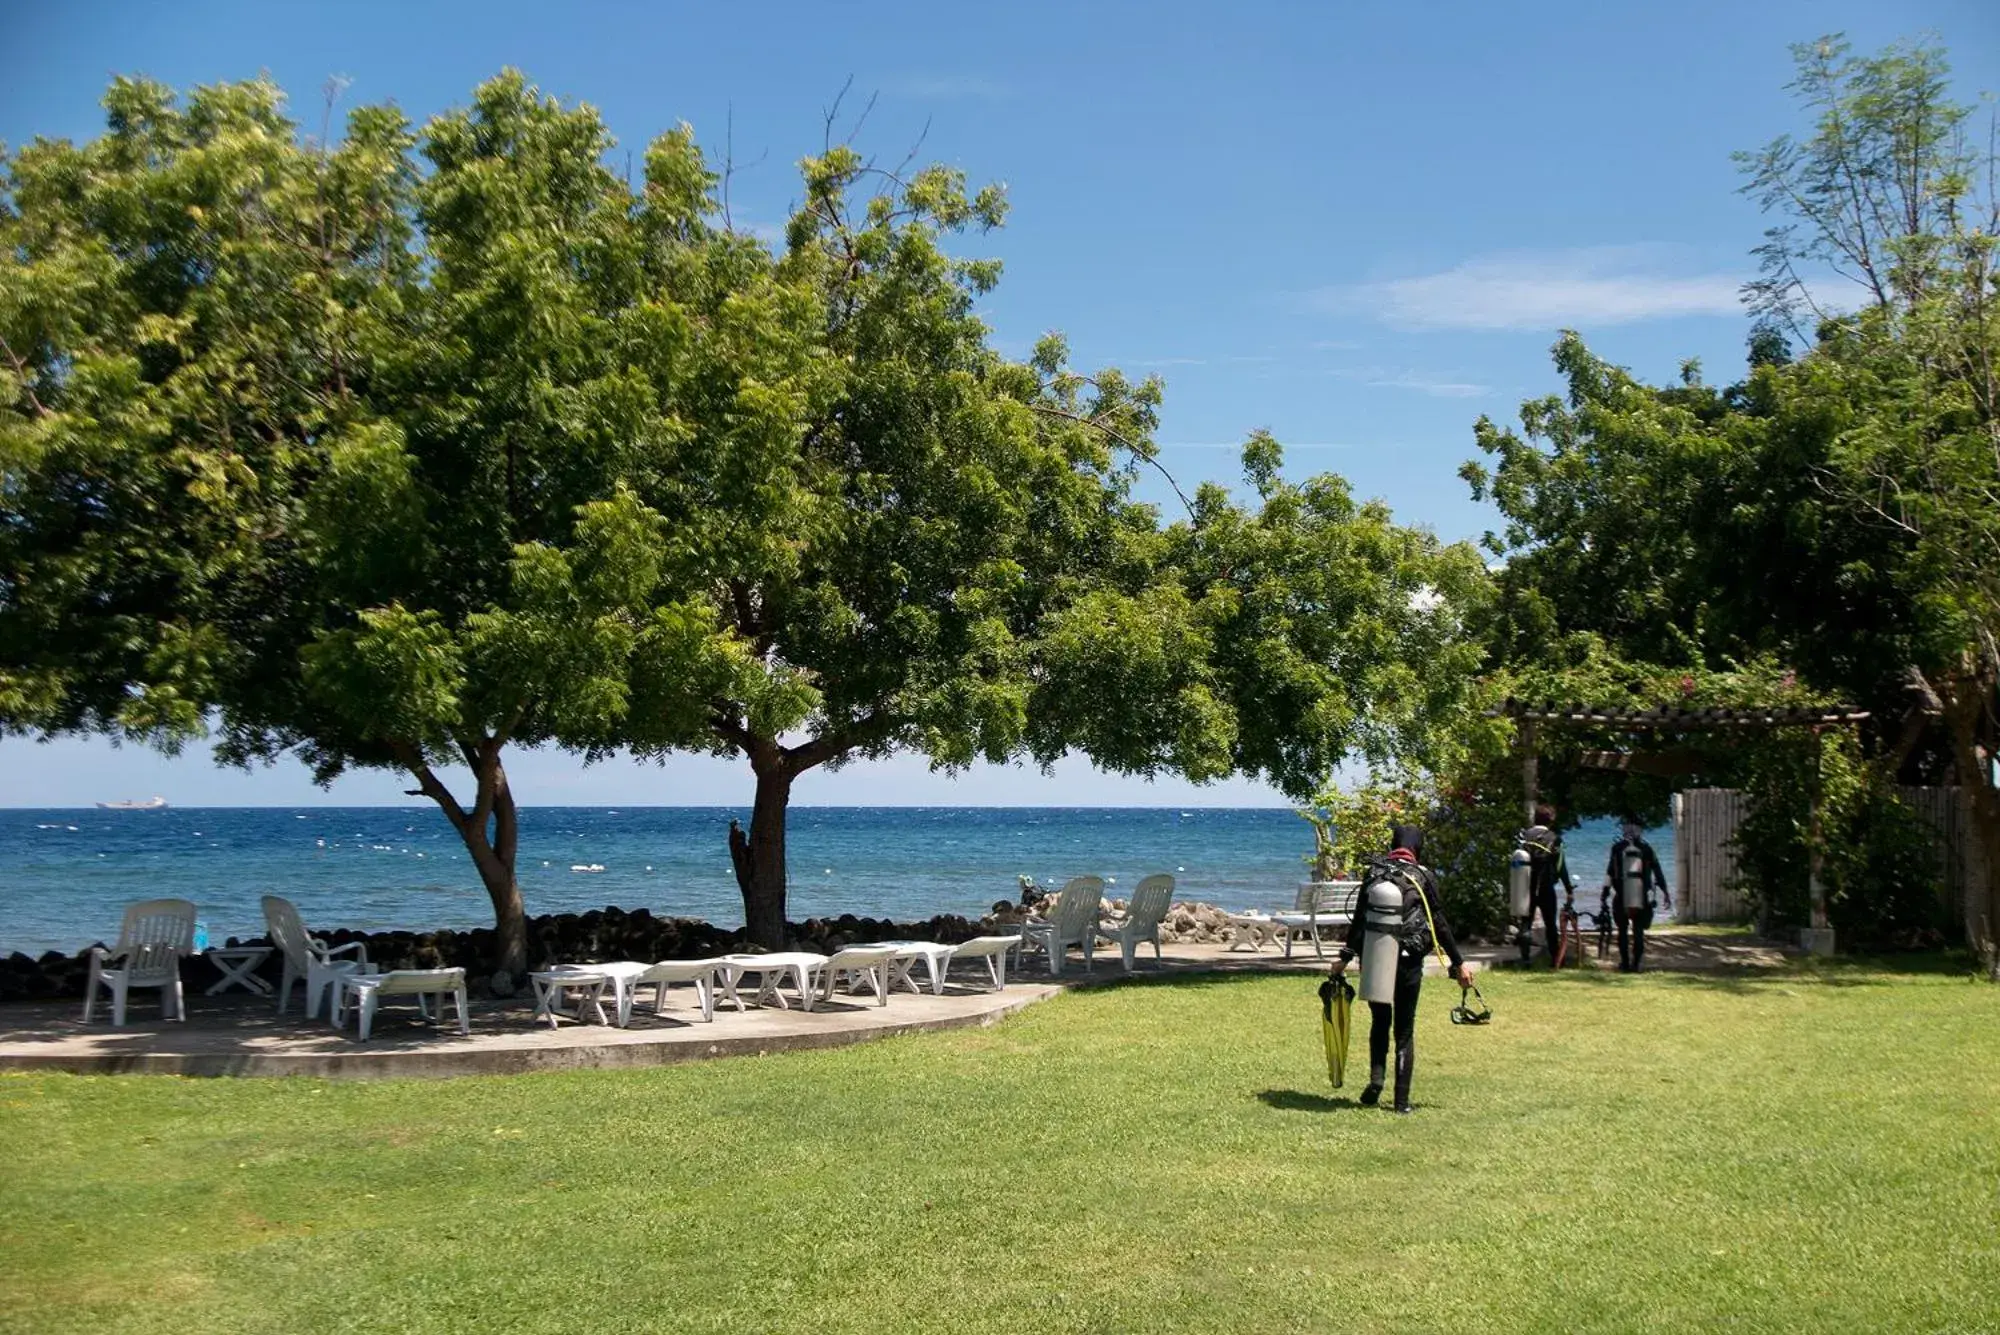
[
  {"x1": 263, "y1": 895, "x2": 370, "y2": 1019},
  {"x1": 625, "y1": 959, "x2": 726, "y2": 1024},
  {"x1": 1096, "y1": 873, "x2": 1175, "y2": 972},
  {"x1": 945, "y1": 935, "x2": 1023, "y2": 991},
  {"x1": 814, "y1": 945, "x2": 900, "y2": 1007},
  {"x1": 83, "y1": 898, "x2": 197, "y2": 1026},
  {"x1": 1019, "y1": 876, "x2": 1105, "y2": 976},
  {"x1": 335, "y1": 968, "x2": 469, "y2": 1041},
  {"x1": 716, "y1": 952, "x2": 828, "y2": 1011}
]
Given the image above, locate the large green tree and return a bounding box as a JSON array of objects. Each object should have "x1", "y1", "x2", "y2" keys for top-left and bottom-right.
[
  {"x1": 5, "y1": 71, "x2": 1495, "y2": 963},
  {"x1": 0, "y1": 75, "x2": 745, "y2": 981},
  {"x1": 1464, "y1": 34, "x2": 2000, "y2": 967},
  {"x1": 613, "y1": 144, "x2": 1493, "y2": 946}
]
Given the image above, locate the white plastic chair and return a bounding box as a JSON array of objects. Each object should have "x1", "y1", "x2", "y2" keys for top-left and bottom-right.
[
  {"x1": 336, "y1": 968, "x2": 469, "y2": 1041},
  {"x1": 814, "y1": 946, "x2": 900, "y2": 1007},
  {"x1": 1096, "y1": 873, "x2": 1176, "y2": 972},
  {"x1": 263, "y1": 895, "x2": 371, "y2": 1019},
  {"x1": 945, "y1": 936, "x2": 1022, "y2": 991},
  {"x1": 1275, "y1": 881, "x2": 1360, "y2": 959},
  {"x1": 83, "y1": 898, "x2": 196, "y2": 1025},
  {"x1": 1018, "y1": 876, "x2": 1105, "y2": 976}
]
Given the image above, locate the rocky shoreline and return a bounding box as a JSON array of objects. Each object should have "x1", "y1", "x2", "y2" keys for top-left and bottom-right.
[{"x1": 1, "y1": 897, "x2": 1255, "y2": 1003}]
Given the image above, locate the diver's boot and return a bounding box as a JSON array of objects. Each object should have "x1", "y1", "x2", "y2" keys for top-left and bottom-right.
[
  {"x1": 1392, "y1": 1045, "x2": 1415, "y2": 1114},
  {"x1": 1359, "y1": 1064, "x2": 1385, "y2": 1106}
]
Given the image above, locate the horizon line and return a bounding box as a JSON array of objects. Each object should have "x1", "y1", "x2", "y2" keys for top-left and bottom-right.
[{"x1": 2, "y1": 802, "x2": 1299, "y2": 812}]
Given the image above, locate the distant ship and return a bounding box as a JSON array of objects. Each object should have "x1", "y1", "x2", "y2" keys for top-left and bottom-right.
[{"x1": 95, "y1": 796, "x2": 169, "y2": 811}]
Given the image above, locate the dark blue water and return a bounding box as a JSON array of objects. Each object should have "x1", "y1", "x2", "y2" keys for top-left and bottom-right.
[{"x1": 0, "y1": 806, "x2": 1664, "y2": 955}]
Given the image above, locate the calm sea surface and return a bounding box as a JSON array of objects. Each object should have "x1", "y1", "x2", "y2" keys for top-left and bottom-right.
[{"x1": 0, "y1": 806, "x2": 1665, "y2": 955}]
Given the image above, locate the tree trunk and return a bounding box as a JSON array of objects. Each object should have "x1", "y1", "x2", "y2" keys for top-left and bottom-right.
[
  {"x1": 462, "y1": 775, "x2": 529, "y2": 985},
  {"x1": 732, "y1": 755, "x2": 794, "y2": 949},
  {"x1": 1943, "y1": 686, "x2": 2000, "y2": 980},
  {"x1": 398, "y1": 739, "x2": 531, "y2": 989}
]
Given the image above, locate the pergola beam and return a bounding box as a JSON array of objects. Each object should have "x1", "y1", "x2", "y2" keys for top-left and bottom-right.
[
  {"x1": 1496, "y1": 696, "x2": 1868, "y2": 958},
  {"x1": 1491, "y1": 699, "x2": 1870, "y2": 729}
]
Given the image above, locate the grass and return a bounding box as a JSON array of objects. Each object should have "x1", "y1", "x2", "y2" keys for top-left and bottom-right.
[{"x1": 3, "y1": 960, "x2": 1998, "y2": 1334}]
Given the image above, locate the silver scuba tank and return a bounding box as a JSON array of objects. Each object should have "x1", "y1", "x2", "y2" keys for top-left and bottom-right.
[
  {"x1": 1620, "y1": 847, "x2": 1647, "y2": 911},
  {"x1": 1359, "y1": 876, "x2": 1405, "y2": 1005},
  {"x1": 1508, "y1": 846, "x2": 1533, "y2": 918}
]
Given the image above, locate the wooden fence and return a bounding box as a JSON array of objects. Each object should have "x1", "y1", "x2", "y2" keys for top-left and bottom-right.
[
  {"x1": 1672, "y1": 789, "x2": 1749, "y2": 923},
  {"x1": 1672, "y1": 785, "x2": 1984, "y2": 928}
]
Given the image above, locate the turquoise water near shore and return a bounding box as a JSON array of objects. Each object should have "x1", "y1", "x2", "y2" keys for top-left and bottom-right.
[{"x1": 0, "y1": 806, "x2": 1667, "y2": 955}]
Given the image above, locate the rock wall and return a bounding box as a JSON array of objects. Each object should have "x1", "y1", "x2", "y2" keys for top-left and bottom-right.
[
  {"x1": 0, "y1": 899, "x2": 1256, "y2": 1005},
  {"x1": 2, "y1": 904, "x2": 990, "y2": 1004}
]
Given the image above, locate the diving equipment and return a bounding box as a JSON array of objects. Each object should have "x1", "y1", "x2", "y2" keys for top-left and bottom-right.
[
  {"x1": 1358, "y1": 875, "x2": 1405, "y2": 1005},
  {"x1": 1508, "y1": 845, "x2": 1533, "y2": 919},
  {"x1": 1318, "y1": 974, "x2": 1355, "y2": 1088},
  {"x1": 1620, "y1": 847, "x2": 1647, "y2": 911}
]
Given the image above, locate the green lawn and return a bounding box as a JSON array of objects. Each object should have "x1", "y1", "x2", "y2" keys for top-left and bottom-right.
[{"x1": 4, "y1": 961, "x2": 1997, "y2": 1334}]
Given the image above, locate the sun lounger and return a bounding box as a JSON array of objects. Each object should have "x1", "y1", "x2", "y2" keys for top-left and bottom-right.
[
  {"x1": 943, "y1": 936, "x2": 1022, "y2": 991},
  {"x1": 814, "y1": 945, "x2": 901, "y2": 1006},
  {"x1": 624, "y1": 959, "x2": 727, "y2": 1024},
  {"x1": 717, "y1": 952, "x2": 828, "y2": 1011},
  {"x1": 335, "y1": 968, "x2": 470, "y2": 1041},
  {"x1": 529, "y1": 967, "x2": 616, "y2": 1027}
]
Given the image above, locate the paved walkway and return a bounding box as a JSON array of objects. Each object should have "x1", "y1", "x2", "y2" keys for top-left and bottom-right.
[{"x1": 0, "y1": 930, "x2": 1797, "y2": 1079}]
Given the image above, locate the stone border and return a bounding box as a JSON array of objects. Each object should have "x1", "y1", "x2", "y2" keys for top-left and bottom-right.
[{"x1": 0, "y1": 988, "x2": 1060, "y2": 1080}]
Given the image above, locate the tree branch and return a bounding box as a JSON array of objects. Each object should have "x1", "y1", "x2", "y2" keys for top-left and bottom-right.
[
  {"x1": 1030, "y1": 403, "x2": 1196, "y2": 520},
  {"x1": 0, "y1": 333, "x2": 51, "y2": 419},
  {"x1": 708, "y1": 706, "x2": 754, "y2": 755},
  {"x1": 785, "y1": 711, "x2": 901, "y2": 775},
  {"x1": 391, "y1": 741, "x2": 468, "y2": 832}
]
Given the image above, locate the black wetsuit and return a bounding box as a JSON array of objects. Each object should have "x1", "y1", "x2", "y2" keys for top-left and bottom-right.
[
  {"x1": 1605, "y1": 836, "x2": 1668, "y2": 971},
  {"x1": 1522, "y1": 824, "x2": 1573, "y2": 966},
  {"x1": 1335, "y1": 859, "x2": 1465, "y2": 1112}
]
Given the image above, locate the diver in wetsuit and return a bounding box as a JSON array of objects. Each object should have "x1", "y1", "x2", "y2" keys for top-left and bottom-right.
[
  {"x1": 1605, "y1": 821, "x2": 1671, "y2": 972},
  {"x1": 1520, "y1": 804, "x2": 1574, "y2": 967},
  {"x1": 1330, "y1": 825, "x2": 1475, "y2": 1114}
]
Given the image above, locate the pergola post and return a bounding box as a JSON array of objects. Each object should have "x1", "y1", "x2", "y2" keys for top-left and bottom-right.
[
  {"x1": 1493, "y1": 699, "x2": 1868, "y2": 956},
  {"x1": 1521, "y1": 718, "x2": 1539, "y2": 823},
  {"x1": 1800, "y1": 727, "x2": 1837, "y2": 956}
]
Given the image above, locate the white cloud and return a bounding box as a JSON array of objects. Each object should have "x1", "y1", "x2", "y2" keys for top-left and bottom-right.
[
  {"x1": 897, "y1": 75, "x2": 1013, "y2": 100},
  {"x1": 1325, "y1": 366, "x2": 1489, "y2": 398},
  {"x1": 1324, "y1": 245, "x2": 1745, "y2": 331}
]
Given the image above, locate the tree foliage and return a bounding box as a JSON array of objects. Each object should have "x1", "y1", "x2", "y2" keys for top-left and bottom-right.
[
  {"x1": 3, "y1": 72, "x2": 1492, "y2": 959},
  {"x1": 1463, "y1": 33, "x2": 2000, "y2": 969}
]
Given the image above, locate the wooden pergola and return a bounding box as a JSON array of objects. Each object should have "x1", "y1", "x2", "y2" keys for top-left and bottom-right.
[{"x1": 1491, "y1": 698, "x2": 1872, "y2": 952}]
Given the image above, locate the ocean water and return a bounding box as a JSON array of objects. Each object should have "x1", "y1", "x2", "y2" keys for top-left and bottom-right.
[{"x1": 0, "y1": 806, "x2": 1667, "y2": 956}]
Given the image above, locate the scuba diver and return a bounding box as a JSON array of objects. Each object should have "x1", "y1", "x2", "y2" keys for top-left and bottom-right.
[
  {"x1": 1604, "y1": 820, "x2": 1671, "y2": 972},
  {"x1": 1517, "y1": 804, "x2": 1574, "y2": 968},
  {"x1": 1329, "y1": 825, "x2": 1475, "y2": 1114}
]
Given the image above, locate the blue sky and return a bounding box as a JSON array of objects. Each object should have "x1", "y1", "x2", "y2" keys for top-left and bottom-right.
[{"x1": 3, "y1": 0, "x2": 1994, "y2": 807}]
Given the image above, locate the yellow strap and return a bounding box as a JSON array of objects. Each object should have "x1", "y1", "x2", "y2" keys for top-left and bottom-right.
[{"x1": 1412, "y1": 868, "x2": 1454, "y2": 979}]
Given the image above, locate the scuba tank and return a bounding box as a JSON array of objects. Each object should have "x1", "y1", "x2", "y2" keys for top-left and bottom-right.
[
  {"x1": 1620, "y1": 847, "x2": 1647, "y2": 911},
  {"x1": 1358, "y1": 875, "x2": 1405, "y2": 1005},
  {"x1": 1508, "y1": 845, "x2": 1533, "y2": 919}
]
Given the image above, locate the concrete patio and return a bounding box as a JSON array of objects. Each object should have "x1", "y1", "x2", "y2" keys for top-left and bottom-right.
[{"x1": 0, "y1": 929, "x2": 1795, "y2": 1079}]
